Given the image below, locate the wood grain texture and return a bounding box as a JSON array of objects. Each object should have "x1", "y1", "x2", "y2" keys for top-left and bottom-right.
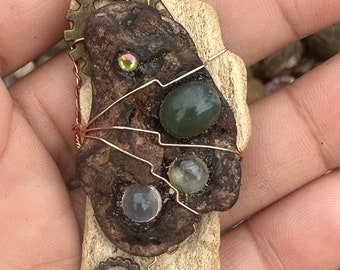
[{"x1": 76, "y1": 0, "x2": 249, "y2": 269}]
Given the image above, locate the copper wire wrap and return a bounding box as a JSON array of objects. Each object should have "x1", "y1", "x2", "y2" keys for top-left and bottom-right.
[
  {"x1": 70, "y1": 45, "x2": 241, "y2": 215},
  {"x1": 70, "y1": 37, "x2": 85, "y2": 149}
]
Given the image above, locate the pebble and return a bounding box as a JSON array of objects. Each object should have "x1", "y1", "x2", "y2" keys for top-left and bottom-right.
[{"x1": 306, "y1": 23, "x2": 340, "y2": 60}]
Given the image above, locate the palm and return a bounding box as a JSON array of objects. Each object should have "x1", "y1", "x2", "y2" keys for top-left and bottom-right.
[
  {"x1": 0, "y1": 88, "x2": 81, "y2": 269},
  {"x1": 0, "y1": 0, "x2": 339, "y2": 269}
]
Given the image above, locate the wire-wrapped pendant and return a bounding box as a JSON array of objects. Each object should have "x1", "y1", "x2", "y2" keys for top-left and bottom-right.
[{"x1": 65, "y1": 0, "x2": 250, "y2": 268}]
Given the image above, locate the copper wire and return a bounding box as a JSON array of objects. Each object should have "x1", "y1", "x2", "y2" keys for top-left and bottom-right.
[
  {"x1": 86, "y1": 126, "x2": 240, "y2": 155},
  {"x1": 167, "y1": 245, "x2": 180, "y2": 255},
  {"x1": 84, "y1": 123, "x2": 240, "y2": 215},
  {"x1": 74, "y1": 47, "x2": 239, "y2": 215},
  {"x1": 70, "y1": 37, "x2": 85, "y2": 148},
  {"x1": 191, "y1": 223, "x2": 197, "y2": 234},
  {"x1": 84, "y1": 134, "x2": 200, "y2": 215},
  {"x1": 147, "y1": 257, "x2": 157, "y2": 270},
  {"x1": 85, "y1": 48, "x2": 227, "y2": 129}
]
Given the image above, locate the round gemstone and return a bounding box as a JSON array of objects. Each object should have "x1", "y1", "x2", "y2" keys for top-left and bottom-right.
[
  {"x1": 168, "y1": 155, "x2": 209, "y2": 193},
  {"x1": 117, "y1": 52, "x2": 139, "y2": 72},
  {"x1": 159, "y1": 82, "x2": 221, "y2": 138},
  {"x1": 122, "y1": 184, "x2": 162, "y2": 223}
]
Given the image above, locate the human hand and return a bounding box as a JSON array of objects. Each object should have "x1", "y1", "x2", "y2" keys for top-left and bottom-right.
[
  {"x1": 205, "y1": 0, "x2": 340, "y2": 268},
  {"x1": 0, "y1": 0, "x2": 339, "y2": 269}
]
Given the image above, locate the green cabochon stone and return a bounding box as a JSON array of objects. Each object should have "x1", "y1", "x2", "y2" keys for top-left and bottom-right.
[{"x1": 160, "y1": 82, "x2": 221, "y2": 138}]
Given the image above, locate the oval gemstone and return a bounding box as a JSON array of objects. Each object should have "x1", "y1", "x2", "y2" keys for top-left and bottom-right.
[
  {"x1": 159, "y1": 82, "x2": 221, "y2": 138},
  {"x1": 117, "y1": 52, "x2": 139, "y2": 72},
  {"x1": 122, "y1": 184, "x2": 162, "y2": 223},
  {"x1": 168, "y1": 155, "x2": 209, "y2": 193}
]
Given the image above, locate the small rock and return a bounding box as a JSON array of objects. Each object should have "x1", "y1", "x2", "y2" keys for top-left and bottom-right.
[
  {"x1": 306, "y1": 23, "x2": 340, "y2": 60},
  {"x1": 263, "y1": 41, "x2": 303, "y2": 79},
  {"x1": 292, "y1": 56, "x2": 316, "y2": 77},
  {"x1": 265, "y1": 76, "x2": 295, "y2": 94}
]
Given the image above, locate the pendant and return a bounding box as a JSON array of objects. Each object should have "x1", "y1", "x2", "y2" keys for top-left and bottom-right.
[{"x1": 65, "y1": 0, "x2": 250, "y2": 269}]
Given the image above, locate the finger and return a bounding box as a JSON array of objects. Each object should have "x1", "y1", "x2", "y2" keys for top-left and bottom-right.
[
  {"x1": 220, "y1": 170, "x2": 340, "y2": 269},
  {"x1": 0, "y1": 80, "x2": 12, "y2": 155},
  {"x1": 2, "y1": 0, "x2": 340, "y2": 77},
  {"x1": 0, "y1": 92, "x2": 81, "y2": 269},
  {"x1": 7, "y1": 1, "x2": 340, "y2": 193},
  {"x1": 9, "y1": 52, "x2": 77, "y2": 182},
  {"x1": 220, "y1": 53, "x2": 340, "y2": 231},
  {"x1": 0, "y1": 0, "x2": 69, "y2": 76},
  {"x1": 70, "y1": 187, "x2": 86, "y2": 234},
  {"x1": 204, "y1": 0, "x2": 340, "y2": 65}
]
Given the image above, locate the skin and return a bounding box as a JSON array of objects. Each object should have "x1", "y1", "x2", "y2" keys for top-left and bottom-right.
[{"x1": 0, "y1": 0, "x2": 339, "y2": 269}]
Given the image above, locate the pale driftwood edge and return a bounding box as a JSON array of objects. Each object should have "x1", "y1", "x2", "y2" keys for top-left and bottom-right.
[
  {"x1": 81, "y1": 198, "x2": 221, "y2": 270},
  {"x1": 163, "y1": 0, "x2": 250, "y2": 152},
  {"x1": 78, "y1": 0, "x2": 250, "y2": 269}
]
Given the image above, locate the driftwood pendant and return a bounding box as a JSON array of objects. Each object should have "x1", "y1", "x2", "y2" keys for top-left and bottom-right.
[{"x1": 65, "y1": 0, "x2": 250, "y2": 269}]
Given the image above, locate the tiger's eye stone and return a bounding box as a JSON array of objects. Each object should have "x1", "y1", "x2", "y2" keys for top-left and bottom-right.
[
  {"x1": 117, "y1": 52, "x2": 139, "y2": 72},
  {"x1": 122, "y1": 184, "x2": 162, "y2": 223},
  {"x1": 159, "y1": 82, "x2": 221, "y2": 138},
  {"x1": 169, "y1": 155, "x2": 209, "y2": 193}
]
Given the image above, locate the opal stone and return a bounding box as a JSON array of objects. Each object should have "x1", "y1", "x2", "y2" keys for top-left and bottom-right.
[
  {"x1": 159, "y1": 82, "x2": 221, "y2": 138},
  {"x1": 168, "y1": 155, "x2": 209, "y2": 193},
  {"x1": 122, "y1": 184, "x2": 162, "y2": 223},
  {"x1": 117, "y1": 52, "x2": 139, "y2": 72}
]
